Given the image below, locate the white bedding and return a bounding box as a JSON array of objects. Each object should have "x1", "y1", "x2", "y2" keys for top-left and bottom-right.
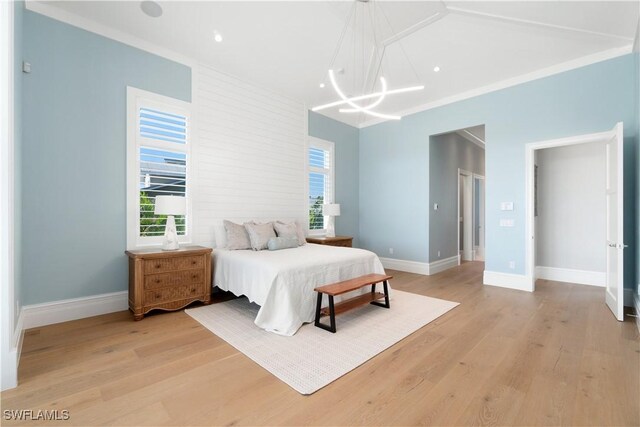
[{"x1": 213, "y1": 244, "x2": 386, "y2": 336}]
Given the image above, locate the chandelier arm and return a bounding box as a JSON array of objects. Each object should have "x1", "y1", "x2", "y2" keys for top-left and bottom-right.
[
  {"x1": 341, "y1": 77, "x2": 388, "y2": 112},
  {"x1": 329, "y1": 70, "x2": 400, "y2": 120},
  {"x1": 311, "y1": 85, "x2": 424, "y2": 112}
]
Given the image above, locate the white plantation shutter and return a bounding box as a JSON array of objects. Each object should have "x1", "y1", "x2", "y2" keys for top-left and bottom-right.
[
  {"x1": 307, "y1": 138, "x2": 334, "y2": 233},
  {"x1": 127, "y1": 88, "x2": 192, "y2": 248}
]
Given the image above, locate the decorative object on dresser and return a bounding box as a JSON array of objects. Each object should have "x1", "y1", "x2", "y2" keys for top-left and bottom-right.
[
  {"x1": 306, "y1": 235, "x2": 352, "y2": 247},
  {"x1": 154, "y1": 195, "x2": 186, "y2": 250},
  {"x1": 125, "y1": 245, "x2": 212, "y2": 320},
  {"x1": 322, "y1": 203, "x2": 341, "y2": 237}
]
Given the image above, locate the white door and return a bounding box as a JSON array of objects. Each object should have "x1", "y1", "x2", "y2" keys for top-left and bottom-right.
[
  {"x1": 473, "y1": 176, "x2": 485, "y2": 261},
  {"x1": 605, "y1": 122, "x2": 624, "y2": 321}
]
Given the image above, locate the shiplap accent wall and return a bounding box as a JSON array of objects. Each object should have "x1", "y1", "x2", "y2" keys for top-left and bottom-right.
[{"x1": 192, "y1": 64, "x2": 308, "y2": 247}]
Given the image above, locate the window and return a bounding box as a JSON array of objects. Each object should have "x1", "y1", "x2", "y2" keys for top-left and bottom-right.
[
  {"x1": 127, "y1": 87, "x2": 192, "y2": 248},
  {"x1": 307, "y1": 138, "x2": 334, "y2": 234}
]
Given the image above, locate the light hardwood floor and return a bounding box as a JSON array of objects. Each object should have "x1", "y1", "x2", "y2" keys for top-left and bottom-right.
[{"x1": 2, "y1": 262, "x2": 639, "y2": 426}]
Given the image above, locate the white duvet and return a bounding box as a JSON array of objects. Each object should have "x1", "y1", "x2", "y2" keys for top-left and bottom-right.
[{"x1": 213, "y1": 243, "x2": 386, "y2": 336}]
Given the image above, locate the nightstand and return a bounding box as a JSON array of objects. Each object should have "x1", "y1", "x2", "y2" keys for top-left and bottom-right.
[
  {"x1": 125, "y1": 246, "x2": 213, "y2": 320},
  {"x1": 306, "y1": 236, "x2": 353, "y2": 247}
]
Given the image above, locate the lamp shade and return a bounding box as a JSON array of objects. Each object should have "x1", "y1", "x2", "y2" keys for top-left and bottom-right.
[
  {"x1": 322, "y1": 203, "x2": 341, "y2": 216},
  {"x1": 154, "y1": 195, "x2": 186, "y2": 216}
]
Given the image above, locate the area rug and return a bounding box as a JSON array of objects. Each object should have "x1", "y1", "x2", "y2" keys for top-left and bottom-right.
[{"x1": 185, "y1": 290, "x2": 458, "y2": 395}]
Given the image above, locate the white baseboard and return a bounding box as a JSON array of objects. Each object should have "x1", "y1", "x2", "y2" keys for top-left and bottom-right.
[
  {"x1": 379, "y1": 257, "x2": 429, "y2": 275},
  {"x1": 1, "y1": 308, "x2": 24, "y2": 391},
  {"x1": 14, "y1": 308, "x2": 24, "y2": 366},
  {"x1": 483, "y1": 271, "x2": 533, "y2": 292},
  {"x1": 428, "y1": 255, "x2": 460, "y2": 275},
  {"x1": 22, "y1": 291, "x2": 128, "y2": 329},
  {"x1": 379, "y1": 255, "x2": 459, "y2": 276},
  {"x1": 535, "y1": 266, "x2": 605, "y2": 287}
]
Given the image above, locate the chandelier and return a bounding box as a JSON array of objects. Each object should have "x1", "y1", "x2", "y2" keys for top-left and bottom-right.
[{"x1": 312, "y1": 0, "x2": 424, "y2": 120}]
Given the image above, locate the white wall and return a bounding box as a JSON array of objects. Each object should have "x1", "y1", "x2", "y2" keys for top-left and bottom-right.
[
  {"x1": 192, "y1": 64, "x2": 307, "y2": 248},
  {"x1": 536, "y1": 141, "x2": 606, "y2": 279},
  {"x1": 1, "y1": 0, "x2": 18, "y2": 391}
]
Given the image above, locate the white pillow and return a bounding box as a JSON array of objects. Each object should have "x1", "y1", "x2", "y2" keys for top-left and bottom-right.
[
  {"x1": 276, "y1": 221, "x2": 306, "y2": 246},
  {"x1": 244, "y1": 222, "x2": 277, "y2": 251},
  {"x1": 224, "y1": 220, "x2": 252, "y2": 250}
]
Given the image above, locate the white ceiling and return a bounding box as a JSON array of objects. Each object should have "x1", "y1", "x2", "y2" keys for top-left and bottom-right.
[{"x1": 34, "y1": 1, "x2": 639, "y2": 127}]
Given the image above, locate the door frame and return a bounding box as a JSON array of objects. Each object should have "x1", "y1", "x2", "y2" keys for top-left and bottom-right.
[
  {"x1": 473, "y1": 174, "x2": 486, "y2": 261},
  {"x1": 524, "y1": 125, "x2": 621, "y2": 292}
]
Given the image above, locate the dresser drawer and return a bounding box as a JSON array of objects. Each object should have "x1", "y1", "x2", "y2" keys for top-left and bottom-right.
[
  {"x1": 144, "y1": 283, "x2": 204, "y2": 305},
  {"x1": 144, "y1": 269, "x2": 204, "y2": 290},
  {"x1": 144, "y1": 255, "x2": 204, "y2": 274}
]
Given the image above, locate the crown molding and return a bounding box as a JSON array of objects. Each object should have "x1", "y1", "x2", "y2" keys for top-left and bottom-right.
[{"x1": 358, "y1": 45, "x2": 633, "y2": 129}]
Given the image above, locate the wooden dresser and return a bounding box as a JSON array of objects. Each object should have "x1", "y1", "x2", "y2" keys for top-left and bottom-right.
[
  {"x1": 125, "y1": 246, "x2": 213, "y2": 320},
  {"x1": 306, "y1": 236, "x2": 353, "y2": 247}
]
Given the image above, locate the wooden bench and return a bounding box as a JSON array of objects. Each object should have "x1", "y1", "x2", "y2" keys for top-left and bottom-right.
[{"x1": 314, "y1": 273, "x2": 392, "y2": 333}]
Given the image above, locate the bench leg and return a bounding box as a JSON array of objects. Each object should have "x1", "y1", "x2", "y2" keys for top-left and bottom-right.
[
  {"x1": 370, "y1": 280, "x2": 391, "y2": 309},
  {"x1": 314, "y1": 292, "x2": 323, "y2": 326},
  {"x1": 314, "y1": 293, "x2": 337, "y2": 333}
]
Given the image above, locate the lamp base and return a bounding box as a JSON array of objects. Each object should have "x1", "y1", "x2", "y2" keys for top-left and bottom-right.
[
  {"x1": 326, "y1": 217, "x2": 336, "y2": 238},
  {"x1": 162, "y1": 215, "x2": 180, "y2": 251}
]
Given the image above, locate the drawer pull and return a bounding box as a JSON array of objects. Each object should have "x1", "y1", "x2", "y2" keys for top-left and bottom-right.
[
  {"x1": 190, "y1": 288, "x2": 196, "y2": 293},
  {"x1": 192, "y1": 274, "x2": 197, "y2": 279},
  {"x1": 155, "y1": 264, "x2": 161, "y2": 269},
  {"x1": 155, "y1": 279, "x2": 161, "y2": 283},
  {"x1": 155, "y1": 293, "x2": 160, "y2": 298},
  {"x1": 192, "y1": 261, "x2": 197, "y2": 265}
]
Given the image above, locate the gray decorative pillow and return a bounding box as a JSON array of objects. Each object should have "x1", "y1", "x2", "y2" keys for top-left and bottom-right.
[
  {"x1": 274, "y1": 222, "x2": 299, "y2": 241},
  {"x1": 224, "y1": 220, "x2": 252, "y2": 250},
  {"x1": 244, "y1": 222, "x2": 276, "y2": 251},
  {"x1": 267, "y1": 236, "x2": 299, "y2": 251},
  {"x1": 276, "y1": 221, "x2": 306, "y2": 246}
]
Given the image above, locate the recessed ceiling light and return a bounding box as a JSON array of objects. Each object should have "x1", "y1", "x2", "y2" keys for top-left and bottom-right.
[
  {"x1": 214, "y1": 31, "x2": 223, "y2": 43},
  {"x1": 319, "y1": 83, "x2": 325, "y2": 88},
  {"x1": 140, "y1": 1, "x2": 162, "y2": 18},
  {"x1": 433, "y1": 66, "x2": 441, "y2": 73}
]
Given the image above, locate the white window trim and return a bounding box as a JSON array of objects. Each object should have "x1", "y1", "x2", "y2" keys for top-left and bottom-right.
[
  {"x1": 126, "y1": 87, "x2": 193, "y2": 249},
  {"x1": 306, "y1": 136, "x2": 335, "y2": 236}
]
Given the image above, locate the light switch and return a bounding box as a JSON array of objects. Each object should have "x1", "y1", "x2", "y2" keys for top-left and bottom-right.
[
  {"x1": 433, "y1": 203, "x2": 438, "y2": 211},
  {"x1": 500, "y1": 202, "x2": 514, "y2": 211}
]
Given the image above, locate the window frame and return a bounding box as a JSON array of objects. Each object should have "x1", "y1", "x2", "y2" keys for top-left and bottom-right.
[
  {"x1": 306, "y1": 137, "x2": 335, "y2": 236},
  {"x1": 126, "y1": 87, "x2": 193, "y2": 249}
]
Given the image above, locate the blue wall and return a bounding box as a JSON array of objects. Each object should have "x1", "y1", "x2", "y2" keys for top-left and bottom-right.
[
  {"x1": 21, "y1": 11, "x2": 191, "y2": 304},
  {"x1": 359, "y1": 54, "x2": 638, "y2": 289},
  {"x1": 308, "y1": 111, "x2": 360, "y2": 246}
]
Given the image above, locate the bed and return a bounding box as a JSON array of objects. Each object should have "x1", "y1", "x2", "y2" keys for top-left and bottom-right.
[{"x1": 213, "y1": 243, "x2": 386, "y2": 336}]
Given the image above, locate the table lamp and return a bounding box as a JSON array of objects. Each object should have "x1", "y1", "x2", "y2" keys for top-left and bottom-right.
[
  {"x1": 322, "y1": 203, "x2": 341, "y2": 238},
  {"x1": 154, "y1": 195, "x2": 186, "y2": 250}
]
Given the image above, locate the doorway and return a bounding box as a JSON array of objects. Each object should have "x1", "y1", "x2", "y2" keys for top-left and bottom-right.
[
  {"x1": 458, "y1": 170, "x2": 485, "y2": 262},
  {"x1": 525, "y1": 123, "x2": 625, "y2": 321},
  {"x1": 428, "y1": 124, "x2": 485, "y2": 272}
]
